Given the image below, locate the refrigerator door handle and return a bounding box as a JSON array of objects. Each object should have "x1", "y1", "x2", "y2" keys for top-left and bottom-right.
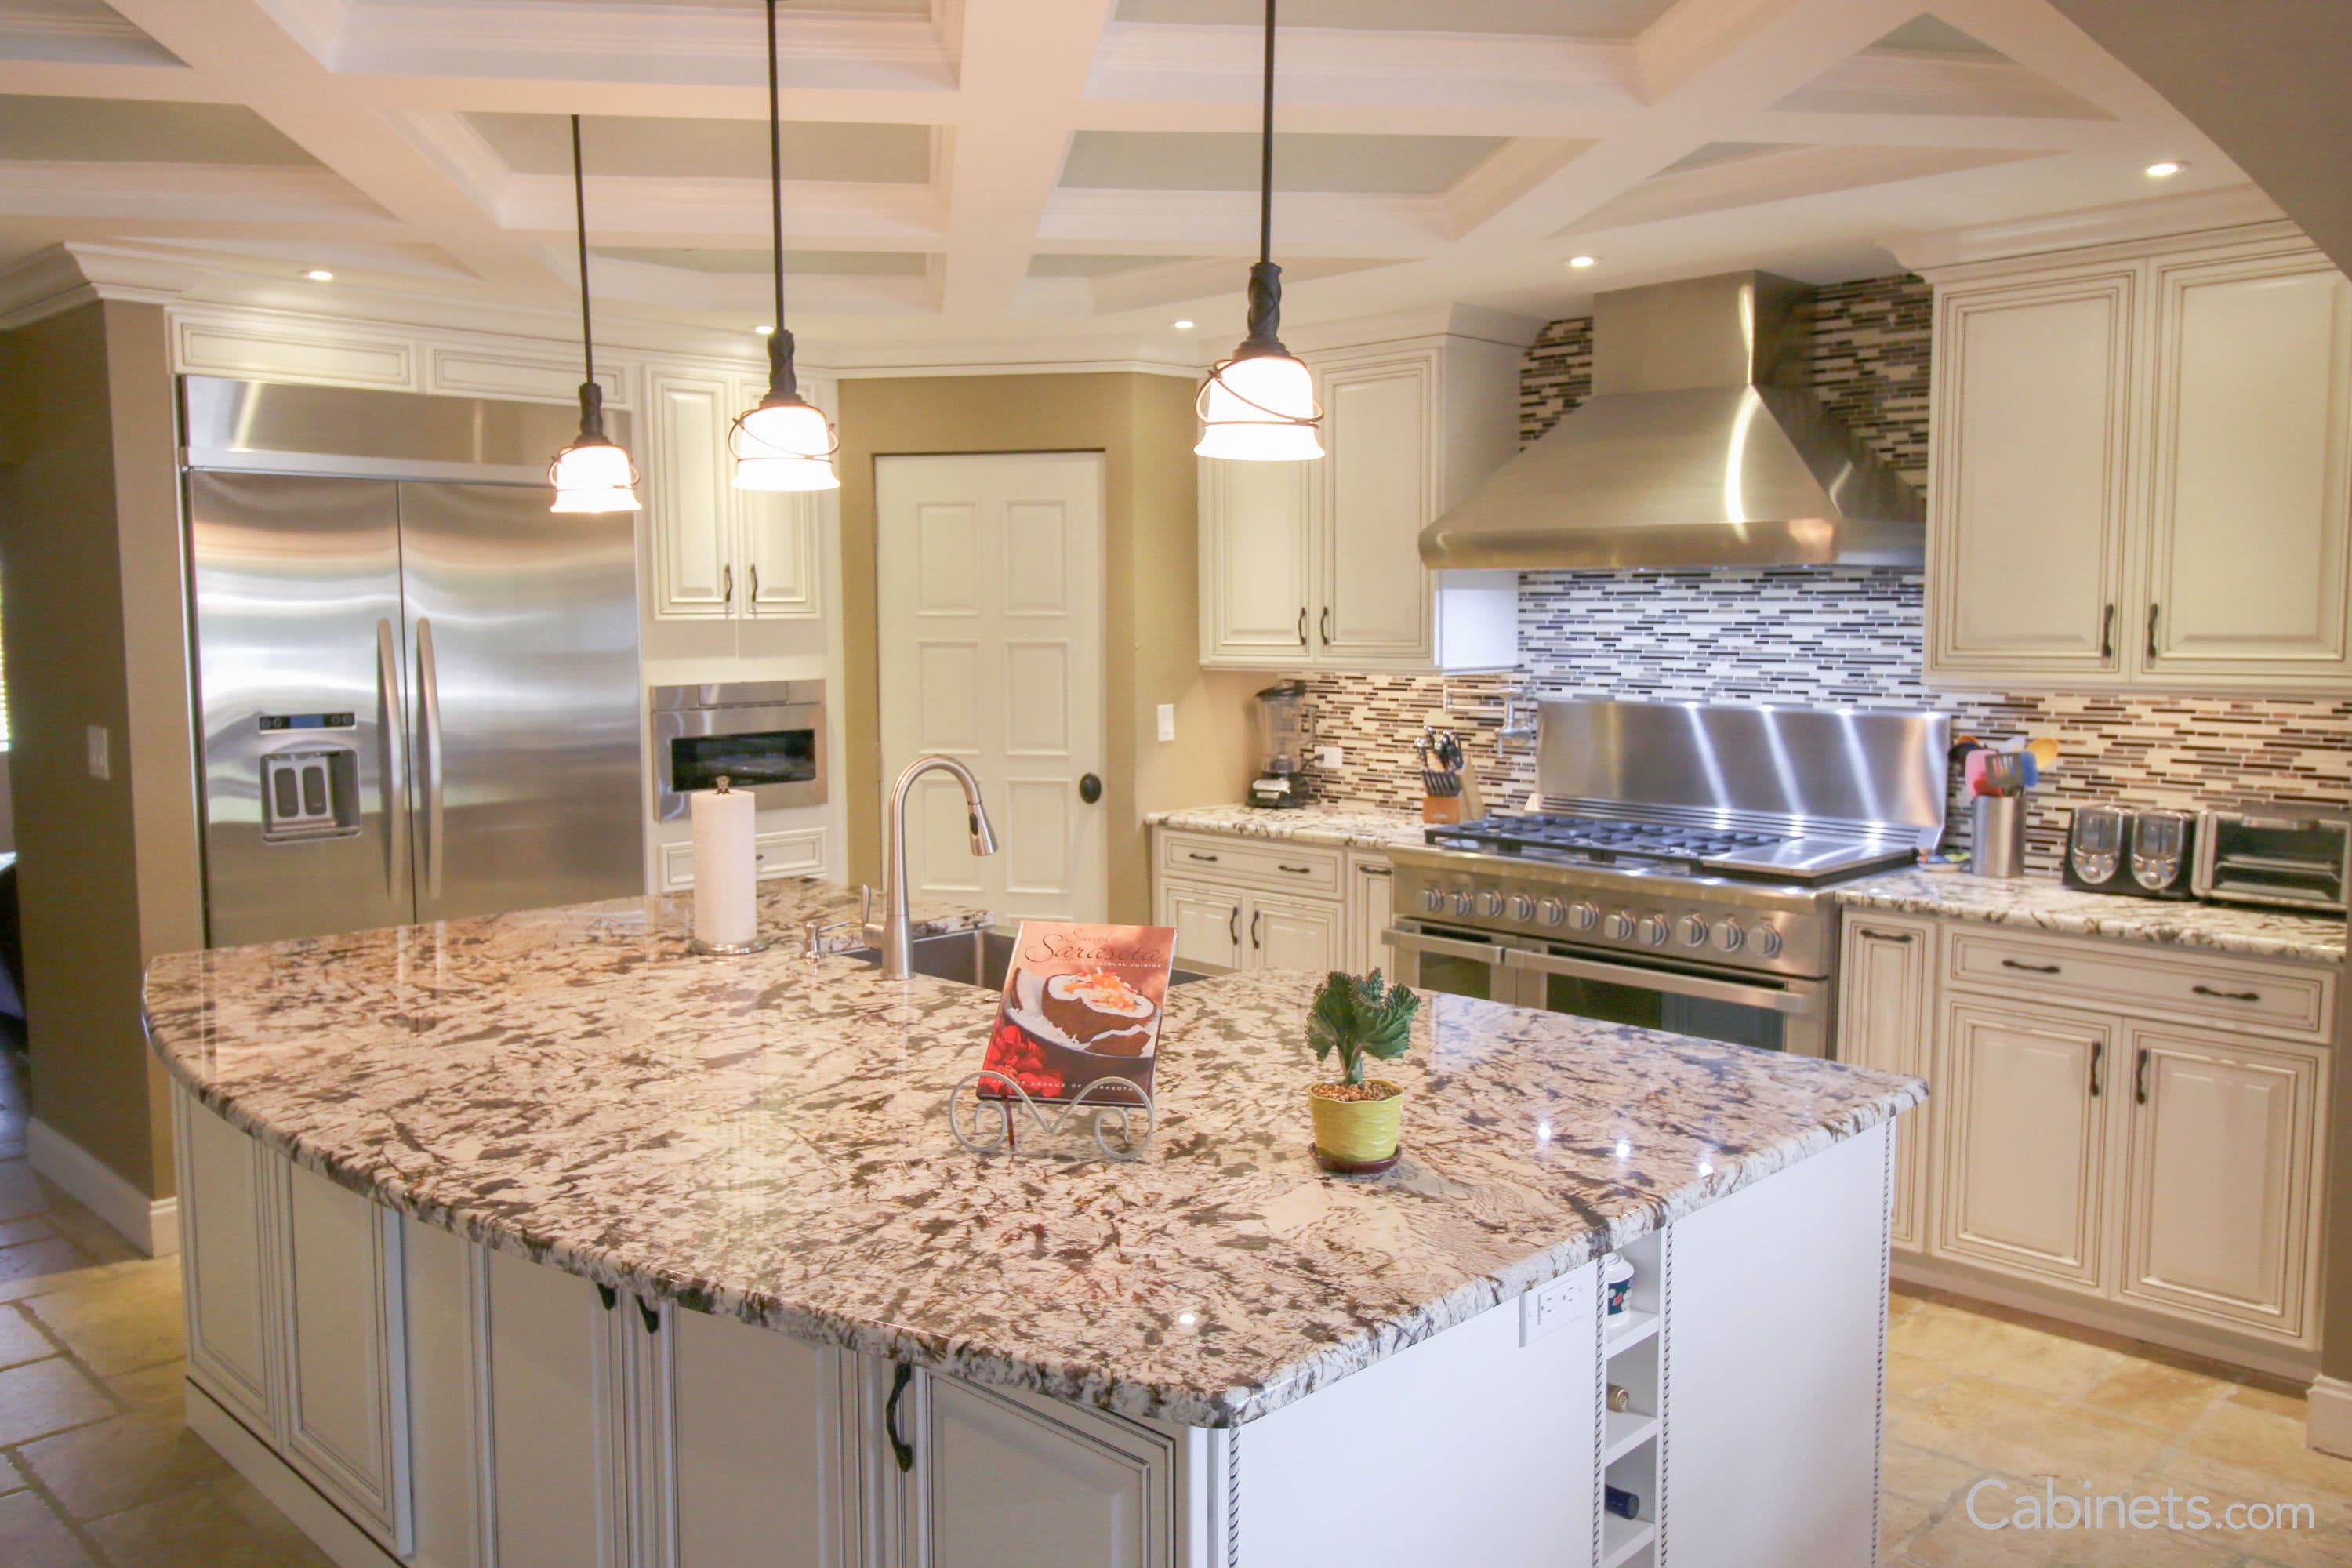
[
  {"x1": 416, "y1": 616, "x2": 446, "y2": 901},
  {"x1": 375, "y1": 619, "x2": 408, "y2": 902}
]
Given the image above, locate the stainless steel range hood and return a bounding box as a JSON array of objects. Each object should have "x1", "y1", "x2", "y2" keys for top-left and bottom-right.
[{"x1": 1419, "y1": 271, "x2": 1924, "y2": 570}]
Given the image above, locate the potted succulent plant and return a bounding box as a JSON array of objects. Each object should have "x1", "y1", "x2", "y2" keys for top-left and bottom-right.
[{"x1": 1306, "y1": 969, "x2": 1420, "y2": 1171}]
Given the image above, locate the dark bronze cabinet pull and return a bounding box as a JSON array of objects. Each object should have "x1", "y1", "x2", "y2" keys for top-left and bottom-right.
[
  {"x1": 886, "y1": 1363, "x2": 916, "y2": 1474},
  {"x1": 1864, "y1": 928, "x2": 1915, "y2": 944},
  {"x1": 2190, "y1": 984, "x2": 2261, "y2": 1003},
  {"x1": 722, "y1": 564, "x2": 734, "y2": 607},
  {"x1": 1359, "y1": 864, "x2": 1392, "y2": 878},
  {"x1": 2089, "y1": 1040, "x2": 2103, "y2": 1098},
  {"x1": 1278, "y1": 862, "x2": 1311, "y2": 875},
  {"x1": 1297, "y1": 607, "x2": 1307, "y2": 644},
  {"x1": 1319, "y1": 607, "x2": 1331, "y2": 645},
  {"x1": 1187, "y1": 851, "x2": 1219, "y2": 862},
  {"x1": 1250, "y1": 909, "x2": 1262, "y2": 949},
  {"x1": 1228, "y1": 906, "x2": 1240, "y2": 946},
  {"x1": 2001, "y1": 958, "x2": 2062, "y2": 974},
  {"x1": 2100, "y1": 603, "x2": 2114, "y2": 659},
  {"x1": 2146, "y1": 603, "x2": 2159, "y2": 659},
  {"x1": 2135, "y1": 1047, "x2": 2151, "y2": 1105},
  {"x1": 749, "y1": 563, "x2": 760, "y2": 603}
]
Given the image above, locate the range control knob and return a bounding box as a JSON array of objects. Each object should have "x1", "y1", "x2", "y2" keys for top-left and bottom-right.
[
  {"x1": 1537, "y1": 898, "x2": 1568, "y2": 927},
  {"x1": 1711, "y1": 918, "x2": 1744, "y2": 953},
  {"x1": 1451, "y1": 890, "x2": 1477, "y2": 917},
  {"x1": 1679, "y1": 915, "x2": 1710, "y2": 948},
  {"x1": 1476, "y1": 890, "x2": 1505, "y2": 918},
  {"x1": 1637, "y1": 914, "x2": 1671, "y2": 948},
  {"x1": 1421, "y1": 887, "x2": 1447, "y2": 913},
  {"x1": 1509, "y1": 895, "x2": 1537, "y2": 923},
  {"x1": 1751, "y1": 922, "x2": 1784, "y2": 958},
  {"x1": 1603, "y1": 909, "x2": 1635, "y2": 942},
  {"x1": 1569, "y1": 900, "x2": 1601, "y2": 931}
]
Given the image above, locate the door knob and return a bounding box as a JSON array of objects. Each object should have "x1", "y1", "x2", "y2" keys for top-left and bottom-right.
[{"x1": 1078, "y1": 772, "x2": 1102, "y2": 804}]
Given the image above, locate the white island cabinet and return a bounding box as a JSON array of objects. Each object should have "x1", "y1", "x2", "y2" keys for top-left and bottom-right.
[{"x1": 170, "y1": 1080, "x2": 1900, "y2": 1568}]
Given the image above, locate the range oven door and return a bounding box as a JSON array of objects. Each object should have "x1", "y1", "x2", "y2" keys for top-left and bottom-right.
[
  {"x1": 1503, "y1": 945, "x2": 1831, "y2": 1058},
  {"x1": 1382, "y1": 924, "x2": 1523, "y2": 1007}
]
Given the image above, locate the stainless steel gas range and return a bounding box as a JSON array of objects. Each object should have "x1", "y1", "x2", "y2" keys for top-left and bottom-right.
[{"x1": 1383, "y1": 699, "x2": 1949, "y2": 1058}]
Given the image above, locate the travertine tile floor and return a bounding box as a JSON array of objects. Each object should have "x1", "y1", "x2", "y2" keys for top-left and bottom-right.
[{"x1": 0, "y1": 1034, "x2": 2345, "y2": 1566}]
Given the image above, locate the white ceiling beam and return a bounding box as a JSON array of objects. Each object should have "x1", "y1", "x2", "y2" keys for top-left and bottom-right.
[
  {"x1": 1087, "y1": 22, "x2": 1644, "y2": 112},
  {"x1": 499, "y1": 175, "x2": 946, "y2": 246},
  {"x1": 1578, "y1": 143, "x2": 2051, "y2": 230},
  {"x1": 1039, "y1": 188, "x2": 1450, "y2": 255},
  {"x1": 0, "y1": 162, "x2": 390, "y2": 224}
]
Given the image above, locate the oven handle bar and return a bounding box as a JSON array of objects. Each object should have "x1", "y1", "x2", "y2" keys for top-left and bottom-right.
[
  {"x1": 1382, "y1": 928, "x2": 1512, "y2": 970},
  {"x1": 1500, "y1": 946, "x2": 1825, "y2": 1018}
]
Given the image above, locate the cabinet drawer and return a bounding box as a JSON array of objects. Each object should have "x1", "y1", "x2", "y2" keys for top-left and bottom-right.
[
  {"x1": 1945, "y1": 928, "x2": 2332, "y2": 1040},
  {"x1": 1156, "y1": 831, "x2": 1341, "y2": 896}
]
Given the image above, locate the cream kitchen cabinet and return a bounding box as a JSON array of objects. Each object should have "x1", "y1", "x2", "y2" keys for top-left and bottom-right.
[
  {"x1": 646, "y1": 367, "x2": 830, "y2": 623},
  {"x1": 1155, "y1": 878, "x2": 1342, "y2": 975},
  {"x1": 1834, "y1": 913, "x2": 1937, "y2": 1254},
  {"x1": 1198, "y1": 335, "x2": 1519, "y2": 673},
  {"x1": 1348, "y1": 852, "x2": 1397, "y2": 978},
  {"x1": 1151, "y1": 830, "x2": 1391, "y2": 978},
  {"x1": 1922, "y1": 227, "x2": 2352, "y2": 693}
]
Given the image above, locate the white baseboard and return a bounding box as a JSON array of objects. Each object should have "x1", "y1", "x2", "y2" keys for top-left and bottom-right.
[
  {"x1": 26, "y1": 1116, "x2": 180, "y2": 1257},
  {"x1": 2309, "y1": 1375, "x2": 2352, "y2": 1459}
]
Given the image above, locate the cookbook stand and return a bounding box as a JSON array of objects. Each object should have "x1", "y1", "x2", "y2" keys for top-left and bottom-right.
[{"x1": 948, "y1": 1071, "x2": 1156, "y2": 1163}]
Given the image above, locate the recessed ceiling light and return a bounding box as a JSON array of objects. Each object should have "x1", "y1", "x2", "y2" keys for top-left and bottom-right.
[
  {"x1": 1171, "y1": 319, "x2": 1195, "y2": 331},
  {"x1": 304, "y1": 269, "x2": 334, "y2": 282},
  {"x1": 755, "y1": 324, "x2": 775, "y2": 335},
  {"x1": 1566, "y1": 255, "x2": 1597, "y2": 270},
  {"x1": 2144, "y1": 160, "x2": 2185, "y2": 179}
]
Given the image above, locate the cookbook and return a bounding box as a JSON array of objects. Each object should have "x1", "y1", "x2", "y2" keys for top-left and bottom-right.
[{"x1": 979, "y1": 923, "x2": 1176, "y2": 1106}]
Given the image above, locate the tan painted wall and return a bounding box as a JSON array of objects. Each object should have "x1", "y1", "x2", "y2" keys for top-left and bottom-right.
[
  {"x1": 836, "y1": 372, "x2": 1258, "y2": 922},
  {"x1": 0, "y1": 301, "x2": 198, "y2": 1200}
]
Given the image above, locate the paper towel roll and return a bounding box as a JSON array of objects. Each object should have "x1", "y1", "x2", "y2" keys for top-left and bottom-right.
[{"x1": 691, "y1": 784, "x2": 757, "y2": 950}]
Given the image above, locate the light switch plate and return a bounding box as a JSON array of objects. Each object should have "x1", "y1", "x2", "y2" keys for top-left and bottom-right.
[
  {"x1": 1155, "y1": 703, "x2": 1176, "y2": 743},
  {"x1": 85, "y1": 725, "x2": 110, "y2": 781}
]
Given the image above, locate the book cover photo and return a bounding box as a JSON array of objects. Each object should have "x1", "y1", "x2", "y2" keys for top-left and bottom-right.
[{"x1": 980, "y1": 922, "x2": 1177, "y2": 1106}]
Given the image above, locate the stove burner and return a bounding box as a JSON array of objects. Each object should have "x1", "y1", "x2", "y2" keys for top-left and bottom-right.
[{"x1": 1427, "y1": 812, "x2": 1789, "y2": 866}]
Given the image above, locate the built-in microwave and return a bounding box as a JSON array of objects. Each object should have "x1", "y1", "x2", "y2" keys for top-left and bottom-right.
[{"x1": 651, "y1": 681, "x2": 826, "y2": 821}]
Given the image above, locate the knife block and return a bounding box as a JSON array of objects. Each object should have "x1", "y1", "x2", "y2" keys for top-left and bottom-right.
[{"x1": 1422, "y1": 793, "x2": 1465, "y2": 825}]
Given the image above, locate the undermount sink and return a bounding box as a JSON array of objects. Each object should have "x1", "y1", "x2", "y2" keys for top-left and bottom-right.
[{"x1": 841, "y1": 926, "x2": 1210, "y2": 990}]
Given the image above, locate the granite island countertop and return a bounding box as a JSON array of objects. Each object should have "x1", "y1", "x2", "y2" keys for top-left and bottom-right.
[{"x1": 143, "y1": 880, "x2": 1922, "y2": 1429}]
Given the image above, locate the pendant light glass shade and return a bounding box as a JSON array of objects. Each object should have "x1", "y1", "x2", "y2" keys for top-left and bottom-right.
[
  {"x1": 550, "y1": 114, "x2": 640, "y2": 514},
  {"x1": 1196, "y1": 0, "x2": 1321, "y2": 463},
  {"x1": 733, "y1": 0, "x2": 839, "y2": 492}
]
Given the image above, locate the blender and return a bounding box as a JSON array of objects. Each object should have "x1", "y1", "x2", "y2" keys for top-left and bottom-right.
[{"x1": 1248, "y1": 681, "x2": 1312, "y2": 808}]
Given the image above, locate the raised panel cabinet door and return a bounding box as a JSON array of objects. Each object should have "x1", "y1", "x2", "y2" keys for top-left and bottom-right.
[
  {"x1": 2118, "y1": 1029, "x2": 2323, "y2": 1342},
  {"x1": 1836, "y1": 916, "x2": 1936, "y2": 1254},
  {"x1": 733, "y1": 375, "x2": 825, "y2": 619},
  {"x1": 662, "y1": 1308, "x2": 856, "y2": 1568},
  {"x1": 481, "y1": 1248, "x2": 627, "y2": 1568},
  {"x1": 1926, "y1": 274, "x2": 2135, "y2": 682},
  {"x1": 2144, "y1": 252, "x2": 2352, "y2": 683},
  {"x1": 278, "y1": 1162, "x2": 410, "y2": 1552},
  {"x1": 1318, "y1": 354, "x2": 1436, "y2": 667},
  {"x1": 1157, "y1": 880, "x2": 1240, "y2": 973},
  {"x1": 1247, "y1": 891, "x2": 1343, "y2": 974},
  {"x1": 175, "y1": 1087, "x2": 281, "y2": 1439},
  {"x1": 1200, "y1": 456, "x2": 1314, "y2": 664},
  {"x1": 648, "y1": 369, "x2": 736, "y2": 619},
  {"x1": 1933, "y1": 1000, "x2": 2114, "y2": 1289},
  {"x1": 1349, "y1": 857, "x2": 1395, "y2": 978},
  {"x1": 906, "y1": 1373, "x2": 1176, "y2": 1568}
]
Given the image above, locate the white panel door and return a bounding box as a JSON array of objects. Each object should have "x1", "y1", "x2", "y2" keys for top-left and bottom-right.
[
  {"x1": 878, "y1": 452, "x2": 1106, "y2": 923},
  {"x1": 2144, "y1": 253, "x2": 2352, "y2": 681},
  {"x1": 1319, "y1": 353, "x2": 1436, "y2": 666},
  {"x1": 481, "y1": 1248, "x2": 626, "y2": 1568},
  {"x1": 1247, "y1": 891, "x2": 1343, "y2": 974},
  {"x1": 649, "y1": 370, "x2": 736, "y2": 619},
  {"x1": 175, "y1": 1088, "x2": 280, "y2": 1439},
  {"x1": 278, "y1": 1162, "x2": 409, "y2": 1551},
  {"x1": 664, "y1": 1307, "x2": 855, "y2": 1568},
  {"x1": 1926, "y1": 274, "x2": 2135, "y2": 681},
  {"x1": 1200, "y1": 456, "x2": 1315, "y2": 665},
  {"x1": 1836, "y1": 915, "x2": 1936, "y2": 1254},
  {"x1": 1934, "y1": 1001, "x2": 2114, "y2": 1288},
  {"x1": 2118, "y1": 1028, "x2": 2323, "y2": 1341},
  {"x1": 1156, "y1": 880, "x2": 1241, "y2": 973}
]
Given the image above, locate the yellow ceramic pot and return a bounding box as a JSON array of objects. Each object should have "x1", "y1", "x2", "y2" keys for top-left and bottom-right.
[{"x1": 1308, "y1": 1080, "x2": 1403, "y2": 1165}]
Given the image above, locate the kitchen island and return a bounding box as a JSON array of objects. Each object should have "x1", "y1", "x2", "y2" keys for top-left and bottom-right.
[{"x1": 146, "y1": 881, "x2": 1922, "y2": 1568}]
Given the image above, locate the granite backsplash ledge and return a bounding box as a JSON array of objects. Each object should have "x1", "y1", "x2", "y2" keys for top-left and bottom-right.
[{"x1": 1283, "y1": 275, "x2": 2350, "y2": 874}]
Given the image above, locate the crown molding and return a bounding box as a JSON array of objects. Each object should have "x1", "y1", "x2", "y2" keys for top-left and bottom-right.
[
  {"x1": 1281, "y1": 302, "x2": 1541, "y2": 354},
  {"x1": 0, "y1": 244, "x2": 203, "y2": 330},
  {"x1": 1889, "y1": 184, "x2": 2291, "y2": 274}
]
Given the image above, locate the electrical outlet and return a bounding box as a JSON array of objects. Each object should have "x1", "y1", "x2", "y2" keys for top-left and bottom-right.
[
  {"x1": 85, "y1": 725, "x2": 111, "y2": 781},
  {"x1": 1519, "y1": 1271, "x2": 1584, "y2": 1345},
  {"x1": 1316, "y1": 744, "x2": 1343, "y2": 769},
  {"x1": 1155, "y1": 703, "x2": 1176, "y2": 743}
]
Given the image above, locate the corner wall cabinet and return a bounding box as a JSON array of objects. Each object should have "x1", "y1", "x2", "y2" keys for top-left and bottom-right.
[
  {"x1": 1149, "y1": 829, "x2": 1392, "y2": 978},
  {"x1": 1922, "y1": 225, "x2": 2352, "y2": 692},
  {"x1": 1837, "y1": 910, "x2": 2335, "y2": 1373},
  {"x1": 647, "y1": 368, "x2": 829, "y2": 622},
  {"x1": 1198, "y1": 334, "x2": 1520, "y2": 673}
]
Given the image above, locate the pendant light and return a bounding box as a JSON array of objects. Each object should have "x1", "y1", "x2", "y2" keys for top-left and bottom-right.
[
  {"x1": 1195, "y1": 0, "x2": 1322, "y2": 462},
  {"x1": 549, "y1": 114, "x2": 641, "y2": 514},
  {"x1": 731, "y1": 0, "x2": 840, "y2": 492}
]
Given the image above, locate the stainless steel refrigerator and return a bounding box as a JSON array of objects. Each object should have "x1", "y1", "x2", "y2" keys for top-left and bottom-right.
[{"x1": 184, "y1": 377, "x2": 643, "y2": 947}]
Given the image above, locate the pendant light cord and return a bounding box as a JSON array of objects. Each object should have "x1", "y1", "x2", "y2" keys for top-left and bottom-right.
[
  {"x1": 764, "y1": 0, "x2": 796, "y2": 399},
  {"x1": 572, "y1": 114, "x2": 595, "y2": 390},
  {"x1": 1258, "y1": 0, "x2": 1275, "y2": 267}
]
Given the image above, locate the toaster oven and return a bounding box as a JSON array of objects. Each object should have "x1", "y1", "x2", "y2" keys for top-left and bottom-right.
[{"x1": 2190, "y1": 810, "x2": 2350, "y2": 913}]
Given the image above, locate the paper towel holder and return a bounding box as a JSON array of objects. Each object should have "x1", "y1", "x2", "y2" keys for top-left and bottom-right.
[{"x1": 688, "y1": 775, "x2": 773, "y2": 957}]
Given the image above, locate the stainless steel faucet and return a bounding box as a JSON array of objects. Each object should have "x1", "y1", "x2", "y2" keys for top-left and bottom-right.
[{"x1": 866, "y1": 755, "x2": 998, "y2": 978}]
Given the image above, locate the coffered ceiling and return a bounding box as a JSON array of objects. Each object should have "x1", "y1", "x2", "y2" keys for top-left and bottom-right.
[{"x1": 0, "y1": 0, "x2": 2258, "y2": 358}]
